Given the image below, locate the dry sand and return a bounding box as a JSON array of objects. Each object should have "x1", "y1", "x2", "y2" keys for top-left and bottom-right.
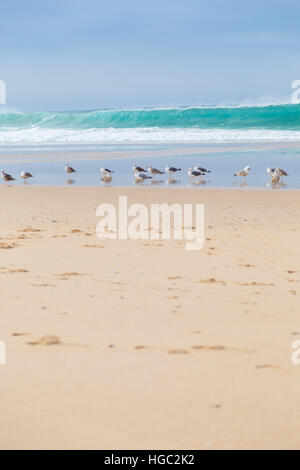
[{"x1": 0, "y1": 185, "x2": 300, "y2": 450}]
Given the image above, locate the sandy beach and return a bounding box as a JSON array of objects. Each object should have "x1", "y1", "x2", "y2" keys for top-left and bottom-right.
[{"x1": 0, "y1": 186, "x2": 299, "y2": 449}]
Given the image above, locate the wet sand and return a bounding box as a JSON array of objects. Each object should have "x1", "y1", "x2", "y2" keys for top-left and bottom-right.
[
  {"x1": 1, "y1": 141, "x2": 300, "y2": 163},
  {"x1": 0, "y1": 186, "x2": 300, "y2": 449}
]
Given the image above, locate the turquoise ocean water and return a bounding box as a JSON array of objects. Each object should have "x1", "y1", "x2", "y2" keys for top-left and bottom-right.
[{"x1": 0, "y1": 104, "x2": 300, "y2": 144}]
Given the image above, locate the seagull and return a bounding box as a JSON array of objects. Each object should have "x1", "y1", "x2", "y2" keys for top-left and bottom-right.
[
  {"x1": 165, "y1": 165, "x2": 181, "y2": 175},
  {"x1": 1, "y1": 169, "x2": 15, "y2": 182},
  {"x1": 187, "y1": 168, "x2": 205, "y2": 178},
  {"x1": 267, "y1": 167, "x2": 280, "y2": 183},
  {"x1": 20, "y1": 171, "x2": 33, "y2": 182},
  {"x1": 234, "y1": 165, "x2": 251, "y2": 178},
  {"x1": 267, "y1": 167, "x2": 276, "y2": 177},
  {"x1": 134, "y1": 171, "x2": 152, "y2": 183},
  {"x1": 147, "y1": 165, "x2": 164, "y2": 176},
  {"x1": 132, "y1": 164, "x2": 147, "y2": 173},
  {"x1": 267, "y1": 167, "x2": 288, "y2": 183},
  {"x1": 65, "y1": 163, "x2": 76, "y2": 174},
  {"x1": 274, "y1": 167, "x2": 288, "y2": 177},
  {"x1": 193, "y1": 165, "x2": 211, "y2": 173},
  {"x1": 100, "y1": 166, "x2": 114, "y2": 176}
]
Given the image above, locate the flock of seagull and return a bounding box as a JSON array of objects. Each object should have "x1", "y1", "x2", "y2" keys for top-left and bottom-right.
[
  {"x1": 0, "y1": 163, "x2": 288, "y2": 185},
  {"x1": 234, "y1": 165, "x2": 288, "y2": 184},
  {"x1": 65, "y1": 163, "x2": 214, "y2": 183}
]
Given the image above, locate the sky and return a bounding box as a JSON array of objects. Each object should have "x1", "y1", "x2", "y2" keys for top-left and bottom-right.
[{"x1": 0, "y1": 0, "x2": 300, "y2": 110}]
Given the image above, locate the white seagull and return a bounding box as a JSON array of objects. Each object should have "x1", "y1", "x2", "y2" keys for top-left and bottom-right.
[
  {"x1": 187, "y1": 168, "x2": 205, "y2": 178},
  {"x1": 267, "y1": 167, "x2": 276, "y2": 177},
  {"x1": 267, "y1": 167, "x2": 279, "y2": 183},
  {"x1": 65, "y1": 163, "x2": 76, "y2": 174},
  {"x1": 193, "y1": 165, "x2": 211, "y2": 174},
  {"x1": 165, "y1": 165, "x2": 181, "y2": 175},
  {"x1": 100, "y1": 166, "x2": 114, "y2": 176},
  {"x1": 1, "y1": 169, "x2": 15, "y2": 183},
  {"x1": 132, "y1": 164, "x2": 147, "y2": 173},
  {"x1": 234, "y1": 165, "x2": 251, "y2": 178},
  {"x1": 20, "y1": 171, "x2": 33, "y2": 182},
  {"x1": 134, "y1": 171, "x2": 152, "y2": 183},
  {"x1": 147, "y1": 165, "x2": 164, "y2": 176}
]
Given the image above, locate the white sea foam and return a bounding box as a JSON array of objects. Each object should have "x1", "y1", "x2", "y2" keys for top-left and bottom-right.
[{"x1": 0, "y1": 127, "x2": 299, "y2": 144}]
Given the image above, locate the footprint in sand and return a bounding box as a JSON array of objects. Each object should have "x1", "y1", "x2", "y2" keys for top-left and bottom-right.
[
  {"x1": 192, "y1": 345, "x2": 256, "y2": 353},
  {"x1": 0, "y1": 266, "x2": 29, "y2": 274},
  {"x1": 12, "y1": 332, "x2": 31, "y2": 337},
  {"x1": 83, "y1": 244, "x2": 104, "y2": 248},
  {"x1": 237, "y1": 281, "x2": 275, "y2": 287},
  {"x1": 192, "y1": 345, "x2": 226, "y2": 351},
  {"x1": 144, "y1": 243, "x2": 164, "y2": 247},
  {"x1": 7, "y1": 268, "x2": 29, "y2": 274},
  {"x1": 99, "y1": 280, "x2": 127, "y2": 286},
  {"x1": 28, "y1": 283, "x2": 56, "y2": 287},
  {"x1": 196, "y1": 278, "x2": 226, "y2": 285},
  {"x1": 56, "y1": 272, "x2": 86, "y2": 279},
  {"x1": 168, "y1": 349, "x2": 190, "y2": 355},
  {"x1": 20, "y1": 228, "x2": 42, "y2": 233},
  {"x1": 27, "y1": 335, "x2": 61, "y2": 346},
  {"x1": 27, "y1": 335, "x2": 87, "y2": 348},
  {"x1": 0, "y1": 243, "x2": 17, "y2": 249},
  {"x1": 255, "y1": 364, "x2": 280, "y2": 370}
]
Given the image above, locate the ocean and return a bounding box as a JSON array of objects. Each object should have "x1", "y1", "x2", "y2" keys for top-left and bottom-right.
[
  {"x1": 0, "y1": 104, "x2": 300, "y2": 144},
  {"x1": 0, "y1": 104, "x2": 299, "y2": 188}
]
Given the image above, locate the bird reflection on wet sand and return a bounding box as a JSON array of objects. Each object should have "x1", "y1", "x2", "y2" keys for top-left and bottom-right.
[
  {"x1": 234, "y1": 181, "x2": 248, "y2": 188},
  {"x1": 268, "y1": 181, "x2": 287, "y2": 190},
  {"x1": 165, "y1": 178, "x2": 180, "y2": 185},
  {"x1": 189, "y1": 179, "x2": 209, "y2": 186}
]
